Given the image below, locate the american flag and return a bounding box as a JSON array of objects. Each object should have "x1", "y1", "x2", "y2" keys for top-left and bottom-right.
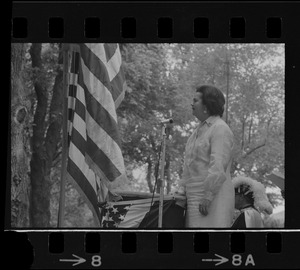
[
  {"x1": 66, "y1": 43, "x2": 127, "y2": 224},
  {"x1": 100, "y1": 193, "x2": 186, "y2": 228}
]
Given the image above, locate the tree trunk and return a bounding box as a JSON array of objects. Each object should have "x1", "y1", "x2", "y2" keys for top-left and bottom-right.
[
  {"x1": 11, "y1": 43, "x2": 31, "y2": 227},
  {"x1": 29, "y1": 43, "x2": 63, "y2": 227},
  {"x1": 241, "y1": 116, "x2": 246, "y2": 152},
  {"x1": 248, "y1": 116, "x2": 253, "y2": 144},
  {"x1": 44, "y1": 48, "x2": 63, "y2": 188},
  {"x1": 177, "y1": 157, "x2": 184, "y2": 179},
  {"x1": 210, "y1": 64, "x2": 216, "y2": 85},
  {"x1": 165, "y1": 154, "x2": 171, "y2": 194},
  {"x1": 155, "y1": 161, "x2": 161, "y2": 194},
  {"x1": 149, "y1": 134, "x2": 160, "y2": 194},
  {"x1": 29, "y1": 43, "x2": 50, "y2": 227},
  {"x1": 146, "y1": 156, "x2": 154, "y2": 193}
]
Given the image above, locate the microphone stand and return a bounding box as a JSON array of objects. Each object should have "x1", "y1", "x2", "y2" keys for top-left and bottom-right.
[{"x1": 158, "y1": 124, "x2": 167, "y2": 228}]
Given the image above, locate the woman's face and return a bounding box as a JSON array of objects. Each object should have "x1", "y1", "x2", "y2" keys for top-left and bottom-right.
[{"x1": 192, "y1": 92, "x2": 209, "y2": 121}]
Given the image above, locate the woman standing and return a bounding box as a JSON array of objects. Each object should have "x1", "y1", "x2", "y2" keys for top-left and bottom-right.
[{"x1": 179, "y1": 85, "x2": 235, "y2": 228}]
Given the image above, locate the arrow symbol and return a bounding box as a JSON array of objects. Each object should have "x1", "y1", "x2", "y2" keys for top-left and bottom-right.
[
  {"x1": 202, "y1": 254, "x2": 229, "y2": 266},
  {"x1": 60, "y1": 254, "x2": 86, "y2": 266}
]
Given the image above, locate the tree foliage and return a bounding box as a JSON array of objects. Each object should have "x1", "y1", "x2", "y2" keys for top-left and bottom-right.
[{"x1": 119, "y1": 44, "x2": 284, "y2": 193}]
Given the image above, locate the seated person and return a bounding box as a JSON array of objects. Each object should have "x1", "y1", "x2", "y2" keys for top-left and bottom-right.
[{"x1": 231, "y1": 176, "x2": 273, "y2": 228}]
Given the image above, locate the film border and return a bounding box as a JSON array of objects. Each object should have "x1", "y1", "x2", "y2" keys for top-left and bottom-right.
[{"x1": 8, "y1": 1, "x2": 300, "y2": 269}]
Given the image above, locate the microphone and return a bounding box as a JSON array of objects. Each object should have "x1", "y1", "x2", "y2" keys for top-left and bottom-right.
[{"x1": 160, "y1": 118, "x2": 174, "y2": 125}]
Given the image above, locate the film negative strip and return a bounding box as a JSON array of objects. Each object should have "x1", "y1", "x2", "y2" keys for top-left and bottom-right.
[{"x1": 7, "y1": 1, "x2": 300, "y2": 269}]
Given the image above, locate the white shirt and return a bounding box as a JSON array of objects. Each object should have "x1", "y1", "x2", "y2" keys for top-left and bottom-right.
[{"x1": 179, "y1": 116, "x2": 234, "y2": 202}]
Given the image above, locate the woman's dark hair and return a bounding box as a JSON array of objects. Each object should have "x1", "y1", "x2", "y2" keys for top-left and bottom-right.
[{"x1": 196, "y1": 85, "x2": 225, "y2": 117}]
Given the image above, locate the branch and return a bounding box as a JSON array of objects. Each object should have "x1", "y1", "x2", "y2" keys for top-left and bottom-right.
[
  {"x1": 53, "y1": 143, "x2": 62, "y2": 160},
  {"x1": 248, "y1": 116, "x2": 253, "y2": 144},
  {"x1": 52, "y1": 150, "x2": 62, "y2": 168},
  {"x1": 242, "y1": 139, "x2": 266, "y2": 158}
]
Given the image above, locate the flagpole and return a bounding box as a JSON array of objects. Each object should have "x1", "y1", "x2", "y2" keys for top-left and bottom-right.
[
  {"x1": 158, "y1": 125, "x2": 167, "y2": 228},
  {"x1": 57, "y1": 47, "x2": 69, "y2": 228}
]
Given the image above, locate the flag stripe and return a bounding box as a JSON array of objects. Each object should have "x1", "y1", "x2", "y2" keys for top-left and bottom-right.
[
  {"x1": 67, "y1": 134, "x2": 71, "y2": 148},
  {"x1": 138, "y1": 200, "x2": 185, "y2": 228},
  {"x1": 70, "y1": 51, "x2": 80, "y2": 73},
  {"x1": 85, "y1": 112, "x2": 123, "y2": 169},
  {"x1": 85, "y1": 43, "x2": 107, "y2": 64},
  {"x1": 79, "y1": 44, "x2": 112, "y2": 93},
  {"x1": 68, "y1": 84, "x2": 77, "y2": 98},
  {"x1": 66, "y1": 44, "x2": 127, "y2": 226},
  {"x1": 86, "y1": 136, "x2": 121, "y2": 181},
  {"x1": 84, "y1": 113, "x2": 124, "y2": 182},
  {"x1": 68, "y1": 108, "x2": 75, "y2": 122},
  {"x1": 120, "y1": 203, "x2": 152, "y2": 228},
  {"x1": 75, "y1": 71, "x2": 124, "y2": 181},
  {"x1": 67, "y1": 171, "x2": 100, "y2": 226},
  {"x1": 67, "y1": 159, "x2": 100, "y2": 220},
  {"x1": 77, "y1": 73, "x2": 121, "y2": 147},
  {"x1": 68, "y1": 96, "x2": 76, "y2": 112},
  {"x1": 68, "y1": 73, "x2": 78, "y2": 88},
  {"x1": 101, "y1": 198, "x2": 185, "y2": 228},
  {"x1": 80, "y1": 45, "x2": 121, "y2": 103},
  {"x1": 68, "y1": 98, "x2": 86, "y2": 141},
  {"x1": 86, "y1": 43, "x2": 124, "y2": 103},
  {"x1": 109, "y1": 197, "x2": 161, "y2": 206},
  {"x1": 106, "y1": 47, "x2": 121, "y2": 81},
  {"x1": 74, "y1": 99, "x2": 86, "y2": 122},
  {"x1": 69, "y1": 142, "x2": 97, "y2": 192},
  {"x1": 104, "y1": 43, "x2": 118, "y2": 62},
  {"x1": 70, "y1": 126, "x2": 86, "y2": 156},
  {"x1": 79, "y1": 58, "x2": 118, "y2": 122},
  {"x1": 110, "y1": 70, "x2": 125, "y2": 108}
]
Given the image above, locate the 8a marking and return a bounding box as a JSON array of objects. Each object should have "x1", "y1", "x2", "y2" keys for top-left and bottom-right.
[
  {"x1": 202, "y1": 253, "x2": 255, "y2": 267},
  {"x1": 232, "y1": 254, "x2": 255, "y2": 267}
]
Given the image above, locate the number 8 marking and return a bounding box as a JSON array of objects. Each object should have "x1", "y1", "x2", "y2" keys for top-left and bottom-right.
[
  {"x1": 91, "y1": 255, "x2": 101, "y2": 267},
  {"x1": 232, "y1": 254, "x2": 242, "y2": 266}
]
